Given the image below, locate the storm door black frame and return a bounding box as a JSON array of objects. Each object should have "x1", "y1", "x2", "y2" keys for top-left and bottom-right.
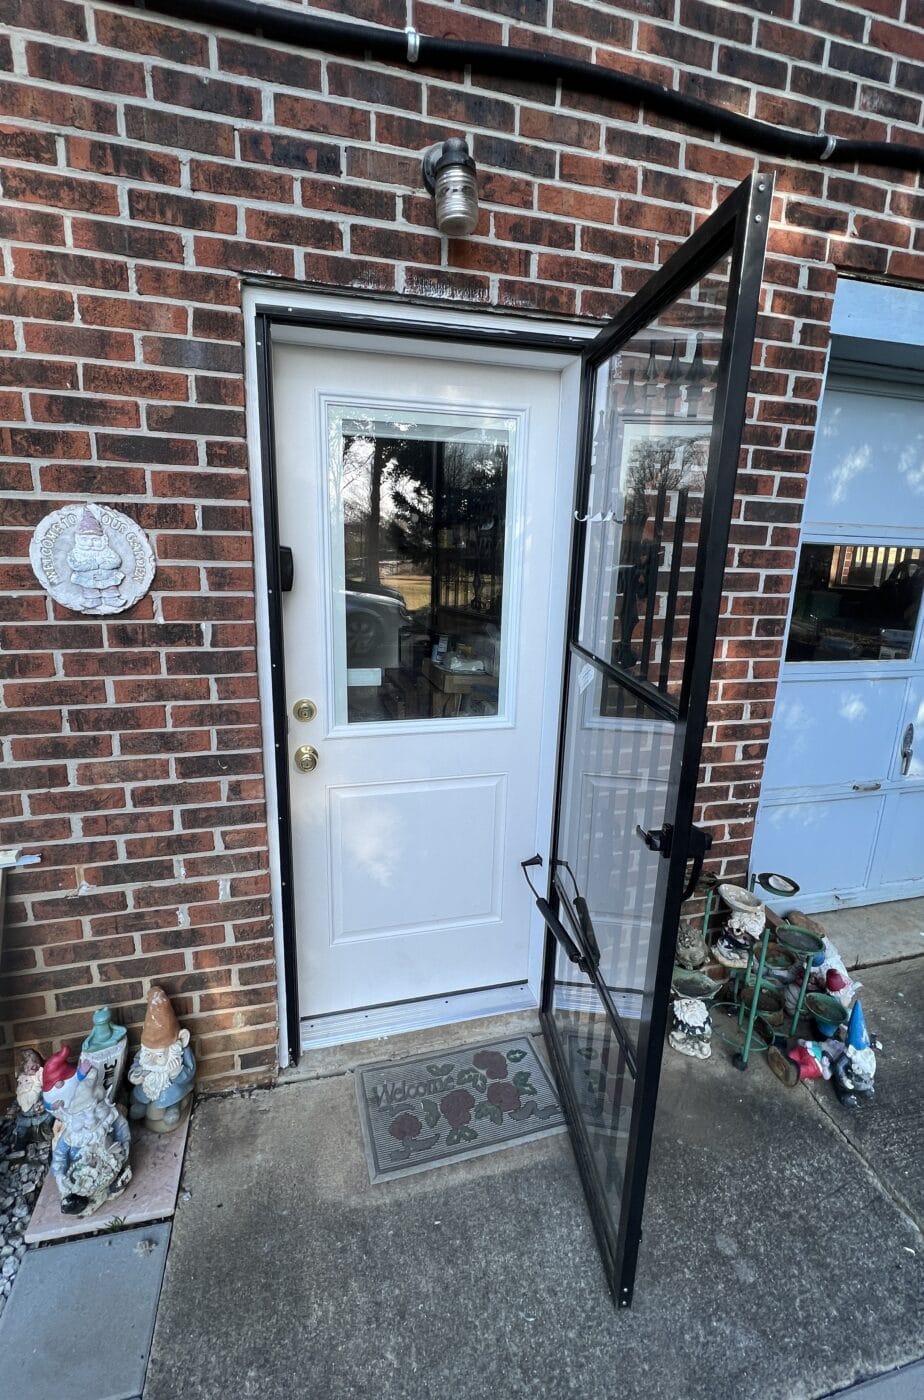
[{"x1": 538, "y1": 174, "x2": 773, "y2": 1307}]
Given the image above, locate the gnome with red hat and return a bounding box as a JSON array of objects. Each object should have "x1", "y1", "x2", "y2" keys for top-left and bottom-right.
[{"x1": 41, "y1": 1045, "x2": 132, "y2": 1217}]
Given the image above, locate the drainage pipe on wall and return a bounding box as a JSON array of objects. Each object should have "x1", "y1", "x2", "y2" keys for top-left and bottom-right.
[{"x1": 131, "y1": 0, "x2": 924, "y2": 175}]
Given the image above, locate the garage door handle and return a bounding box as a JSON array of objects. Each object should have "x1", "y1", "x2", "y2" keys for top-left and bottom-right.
[
  {"x1": 901, "y1": 722, "x2": 914, "y2": 776},
  {"x1": 852, "y1": 781, "x2": 881, "y2": 792}
]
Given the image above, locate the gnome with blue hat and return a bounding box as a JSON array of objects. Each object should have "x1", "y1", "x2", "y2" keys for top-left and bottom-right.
[{"x1": 832, "y1": 1000, "x2": 876, "y2": 1108}]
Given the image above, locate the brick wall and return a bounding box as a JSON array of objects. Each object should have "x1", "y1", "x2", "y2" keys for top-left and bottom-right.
[{"x1": 1, "y1": 0, "x2": 922, "y2": 1095}]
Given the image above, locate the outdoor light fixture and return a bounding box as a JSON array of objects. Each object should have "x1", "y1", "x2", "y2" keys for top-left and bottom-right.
[{"x1": 422, "y1": 138, "x2": 479, "y2": 237}]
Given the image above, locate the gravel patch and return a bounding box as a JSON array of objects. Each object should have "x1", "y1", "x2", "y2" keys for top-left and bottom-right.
[{"x1": 0, "y1": 1116, "x2": 50, "y2": 1318}]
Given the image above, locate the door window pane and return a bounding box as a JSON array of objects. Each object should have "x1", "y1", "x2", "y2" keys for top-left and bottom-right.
[
  {"x1": 327, "y1": 405, "x2": 515, "y2": 725},
  {"x1": 577, "y1": 256, "x2": 731, "y2": 698},
  {"x1": 786, "y1": 542, "x2": 924, "y2": 662}
]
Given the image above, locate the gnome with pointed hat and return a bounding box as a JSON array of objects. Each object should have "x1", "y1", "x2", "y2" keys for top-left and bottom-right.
[
  {"x1": 128, "y1": 986, "x2": 196, "y2": 1133},
  {"x1": 41, "y1": 1046, "x2": 132, "y2": 1216},
  {"x1": 66, "y1": 506, "x2": 125, "y2": 611},
  {"x1": 832, "y1": 999, "x2": 876, "y2": 1108}
]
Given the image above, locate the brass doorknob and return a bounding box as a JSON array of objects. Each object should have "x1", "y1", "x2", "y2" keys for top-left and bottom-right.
[
  {"x1": 293, "y1": 698, "x2": 317, "y2": 722},
  {"x1": 294, "y1": 745, "x2": 319, "y2": 773}
]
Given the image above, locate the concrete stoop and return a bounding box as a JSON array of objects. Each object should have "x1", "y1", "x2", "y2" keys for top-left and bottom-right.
[{"x1": 141, "y1": 960, "x2": 924, "y2": 1400}]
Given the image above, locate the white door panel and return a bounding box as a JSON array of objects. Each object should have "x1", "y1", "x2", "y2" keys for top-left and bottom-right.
[
  {"x1": 273, "y1": 342, "x2": 564, "y2": 1018},
  {"x1": 872, "y1": 789, "x2": 924, "y2": 887}
]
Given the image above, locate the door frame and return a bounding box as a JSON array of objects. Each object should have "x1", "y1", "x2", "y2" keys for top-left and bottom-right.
[{"x1": 243, "y1": 288, "x2": 596, "y2": 1066}]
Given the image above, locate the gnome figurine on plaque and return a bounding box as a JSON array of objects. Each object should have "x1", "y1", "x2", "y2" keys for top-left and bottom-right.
[
  {"x1": 41, "y1": 1047, "x2": 132, "y2": 1217},
  {"x1": 128, "y1": 986, "x2": 196, "y2": 1134}
]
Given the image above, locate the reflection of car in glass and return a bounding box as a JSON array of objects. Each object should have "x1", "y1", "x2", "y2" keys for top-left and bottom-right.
[{"x1": 345, "y1": 580, "x2": 411, "y2": 668}]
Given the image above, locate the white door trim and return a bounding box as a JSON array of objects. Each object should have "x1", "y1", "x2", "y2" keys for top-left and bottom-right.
[{"x1": 243, "y1": 288, "x2": 595, "y2": 1067}]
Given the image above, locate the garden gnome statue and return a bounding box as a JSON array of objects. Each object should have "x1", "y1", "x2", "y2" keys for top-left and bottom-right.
[
  {"x1": 13, "y1": 1048, "x2": 52, "y2": 1150},
  {"x1": 128, "y1": 986, "x2": 196, "y2": 1133},
  {"x1": 80, "y1": 1006, "x2": 128, "y2": 1103},
  {"x1": 668, "y1": 997, "x2": 712, "y2": 1059},
  {"x1": 67, "y1": 506, "x2": 124, "y2": 611},
  {"x1": 832, "y1": 999, "x2": 876, "y2": 1108},
  {"x1": 41, "y1": 1047, "x2": 132, "y2": 1217}
]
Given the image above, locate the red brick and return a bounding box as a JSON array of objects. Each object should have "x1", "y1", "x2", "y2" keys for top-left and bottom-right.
[
  {"x1": 0, "y1": 0, "x2": 87, "y2": 39},
  {"x1": 190, "y1": 160, "x2": 294, "y2": 205},
  {"x1": 94, "y1": 10, "x2": 210, "y2": 65},
  {"x1": 81, "y1": 363, "x2": 189, "y2": 401},
  {"x1": 134, "y1": 266, "x2": 239, "y2": 306},
  {"x1": 125, "y1": 106, "x2": 234, "y2": 159},
  {"x1": 217, "y1": 35, "x2": 321, "y2": 89},
  {"x1": 0, "y1": 356, "x2": 77, "y2": 389},
  {"x1": 26, "y1": 40, "x2": 144, "y2": 95},
  {"x1": 71, "y1": 218, "x2": 186, "y2": 264},
  {"x1": 1, "y1": 425, "x2": 91, "y2": 458},
  {"x1": 128, "y1": 189, "x2": 237, "y2": 235},
  {"x1": 13, "y1": 247, "x2": 129, "y2": 292},
  {"x1": 243, "y1": 209, "x2": 341, "y2": 251},
  {"x1": 0, "y1": 123, "x2": 58, "y2": 165},
  {"x1": 66, "y1": 136, "x2": 182, "y2": 187},
  {"x1": 151, "y1": 67, "x2": 261, "y2": 120},
  {"x1": 77, "y1": 295, "x2": 188, "y2": 333},
  {"x1": 1, "y1": 165, "x2": 120, "y2": 215},
  {"x1": 274, "y1": 93, "x2": 371, "y2": 140},
  {"x1": 0, "y1": 77, "x2": 118, "y2": 134},
  {"x1": 30, "y1": 393, "x2": 140, "y2": 429},
  {"x1": 238, "y1": 129, "x2": 341, "y2": 176},
  {"x1": 327, "y1": 60, "x2": 420, "y2": 111}
]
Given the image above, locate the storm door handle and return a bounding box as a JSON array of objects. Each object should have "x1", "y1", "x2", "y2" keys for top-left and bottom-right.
[{"x1": 680, "y1": 825, "x2": 713, "y2": 902}]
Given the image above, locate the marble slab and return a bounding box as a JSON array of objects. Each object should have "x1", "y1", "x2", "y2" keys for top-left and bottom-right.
[
  {"x1": 25, "y1": 1115, "x2": 189, "y2": 1244},
  {"x1": 0, "y1": 1223, "x2": 169, "y2": 1400}
]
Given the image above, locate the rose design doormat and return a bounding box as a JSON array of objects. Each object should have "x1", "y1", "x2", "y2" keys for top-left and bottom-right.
[{"x1": 355, "y1": 1035, "x2": 566, "y2": 1183}]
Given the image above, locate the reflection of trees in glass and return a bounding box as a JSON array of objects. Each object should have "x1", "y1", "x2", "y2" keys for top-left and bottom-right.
[
  {"x1": 614, "y1": 434, "x2": 707, "y2": 675},
  {"x1": 622, "y1": 434, "x2": 706, "y2": 520},
  {"x1": 341, "y1": 429, "x2": 508, "y2": 620}
]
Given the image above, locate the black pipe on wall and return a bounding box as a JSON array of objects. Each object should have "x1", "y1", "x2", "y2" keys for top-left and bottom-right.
[{"x1": 129, "y1": 0, "x2": 924, "y2": 175}]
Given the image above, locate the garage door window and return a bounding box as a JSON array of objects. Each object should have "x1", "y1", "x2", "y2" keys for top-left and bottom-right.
[{"x1": 787, "y1": 541, "x2": 924, "y2": 662}]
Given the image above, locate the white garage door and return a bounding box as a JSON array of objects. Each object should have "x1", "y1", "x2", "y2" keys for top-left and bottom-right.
[{"x1": 752, "y1": 375, "x2": 924, "y2": 913}]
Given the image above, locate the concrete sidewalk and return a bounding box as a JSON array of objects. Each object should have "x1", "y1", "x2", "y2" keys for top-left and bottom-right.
[{"x1": 143, "y1": 966, "x2": 924, "y2": 1400}]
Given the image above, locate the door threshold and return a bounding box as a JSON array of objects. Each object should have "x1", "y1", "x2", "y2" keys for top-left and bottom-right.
[{"x1": 300, "y1": 983, "x2": 537, "y2": 1051}]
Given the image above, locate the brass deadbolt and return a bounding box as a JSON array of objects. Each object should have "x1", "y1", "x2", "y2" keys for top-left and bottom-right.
[
  {"x1": 293, "y1": 698, "x2": 318, "y2": 723},
  {"x1": 294, "y1": 745, "x2": 319, "y2": 774}
]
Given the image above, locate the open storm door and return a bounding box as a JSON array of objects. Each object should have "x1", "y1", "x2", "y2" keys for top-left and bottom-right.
[{"x1": 536, "y1": 175, "x2": 773, "y2": 1306}]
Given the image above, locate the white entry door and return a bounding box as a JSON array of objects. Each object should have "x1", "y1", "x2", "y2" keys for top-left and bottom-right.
[{"x1": 272, "y1": 339, "x2": 567, "y2": 1027}]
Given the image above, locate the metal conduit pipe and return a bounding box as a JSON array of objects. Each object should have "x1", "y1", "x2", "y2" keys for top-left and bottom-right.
[{"x1": 130, "y1": 0, "x2": 924, "y2": 175}]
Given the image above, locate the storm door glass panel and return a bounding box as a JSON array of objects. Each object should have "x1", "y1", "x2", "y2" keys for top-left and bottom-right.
[
  {"x1": 549, "y1": 663, "x2": 677, "y2": 1202},
  {"x1": 326, "y1": 404, "x2": 515, "y2": 725},
  {"x1": 553, "y1": 665, "x2": 676, "y2": 1056},
  {"x1": 786, "y1": 541, "x2": 924, "y2": 662},
  {"x1": 577, "y1": 256, "x2": 730, "y2": 700}
]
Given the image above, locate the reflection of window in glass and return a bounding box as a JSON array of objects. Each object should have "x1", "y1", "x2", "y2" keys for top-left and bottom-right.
[
  {"x1": 786, "y1": 542, "x2": 924, "y2": 662},
  {"x1": 330, "y1": 407, "x2": 513, "y2": 724}
]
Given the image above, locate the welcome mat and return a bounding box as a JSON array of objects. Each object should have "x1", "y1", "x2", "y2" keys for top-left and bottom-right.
[{"x1": 355, "y1": 1035, "x2": 566, "y2": 1183}]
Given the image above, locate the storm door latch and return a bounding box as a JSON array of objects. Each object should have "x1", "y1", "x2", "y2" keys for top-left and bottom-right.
[{"x1": 635, "y1": 822, "x2": 673, "y2": 856}]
